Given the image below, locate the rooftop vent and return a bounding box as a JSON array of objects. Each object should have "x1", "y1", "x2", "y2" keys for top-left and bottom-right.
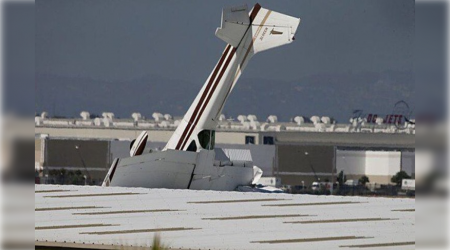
[
  {"x1": 321, "y1": 116, "x2": 331, "y2": 124},
  {"x1": 132, "y1": 113, "x2": 142, "y2": 122},
  {"x1": 237, "y1": 115, "x2": 248, "y2": 123},
  {"x1": 247, "y1": 115, "x2": 258, "y2": 122},
  {"x1": 80, "y1": 111, "x2": 90, "y2": 120},
  {"x1": 102, "y1": 112, "x2": 114, "y2": 120},
  {"x1": 267, "y1": 115, "x2": 278, "y2": 123},
  {"x1": 164, "y1": 114, "x2": 173, "y2": 121},
  {"x1": 218, "y1": 114, "x2": 226, "y2": 121},
  {"x1": 152, "y1": 112, "x2": 164, "y2": 122},
  {"x1": 294, "y1": 116, "x2": 305, "y2": 125},
  {"x1": 310, "y1": 116, "x2": 320, "y2": 124}
]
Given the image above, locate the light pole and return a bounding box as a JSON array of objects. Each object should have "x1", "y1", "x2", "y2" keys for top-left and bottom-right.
[
  {"x1": 304, "y1": 151, "x2": 319, "y2": 184},
  {"x1": 330, "y1": 146, "x2": 336, "y2": 195},
  {"x1": 75, "y1": 145, "x2": 91, "y2": 185}
]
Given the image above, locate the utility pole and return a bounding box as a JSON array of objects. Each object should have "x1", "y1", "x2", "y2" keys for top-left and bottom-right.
[{"x1": 330, "y1": 146, "x2": 336, "y2": 195}]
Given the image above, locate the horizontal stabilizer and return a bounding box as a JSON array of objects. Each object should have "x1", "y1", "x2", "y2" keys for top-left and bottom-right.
[
  {"x1": 215, "y1": 4, "x2": 250, "y2": 47},
  {"x1": 251, "y1": 8, "x2": 301, "y2": 53}
]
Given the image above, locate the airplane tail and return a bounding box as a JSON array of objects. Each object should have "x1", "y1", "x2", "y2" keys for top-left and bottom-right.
[{"x1": 164, "y1": 4, "x2": 300, "y2": 152}]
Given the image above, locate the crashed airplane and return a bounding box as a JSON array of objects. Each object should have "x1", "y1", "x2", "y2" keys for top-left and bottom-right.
[{"x1": 103, "y1": 3, "x2": 300, "y2": 191}]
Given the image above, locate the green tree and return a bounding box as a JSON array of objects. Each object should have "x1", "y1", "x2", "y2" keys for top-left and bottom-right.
[
  {"x1": 391, "y1": 171, "x2": 411, "y2": 186},
  {"x1": 359, "y1": 175, "x2": 370, "y2": 185}
]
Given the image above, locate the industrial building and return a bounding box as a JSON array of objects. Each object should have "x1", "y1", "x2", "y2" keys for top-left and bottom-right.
[{"x1": 35, "y1": 111, "x2": 415, "y2": 187}]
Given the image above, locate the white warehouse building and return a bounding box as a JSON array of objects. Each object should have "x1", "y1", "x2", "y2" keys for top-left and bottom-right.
[{"x1": 35, "y1": 111, "x2": 415, "y2": 186}]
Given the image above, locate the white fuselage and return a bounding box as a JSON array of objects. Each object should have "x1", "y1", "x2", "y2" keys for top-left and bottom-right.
[{"x1": 110, "y1": 149, "x2": 254, "y2": 190}]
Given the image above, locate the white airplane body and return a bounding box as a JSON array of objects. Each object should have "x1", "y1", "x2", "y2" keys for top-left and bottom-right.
[{"x1": 103, "y1": 3, "x2": 300, "y2": 191}]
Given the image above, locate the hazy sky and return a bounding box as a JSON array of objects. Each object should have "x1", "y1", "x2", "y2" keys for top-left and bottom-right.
[{"x1": 36, "y1": 0, "x2": 414, "y2": 82}]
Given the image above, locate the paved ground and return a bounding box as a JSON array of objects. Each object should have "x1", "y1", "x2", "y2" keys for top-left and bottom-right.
[{"x1": 35, "y1": 184, "x2": 415, "y2": 250}]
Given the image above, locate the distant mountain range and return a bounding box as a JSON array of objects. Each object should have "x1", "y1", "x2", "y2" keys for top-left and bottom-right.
[{"x1": 36, "y1": 70, "x2": 413, "y2": 123}]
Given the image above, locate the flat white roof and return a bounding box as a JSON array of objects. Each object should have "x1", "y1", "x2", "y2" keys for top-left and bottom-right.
[{"x1": 35, "y1": 184, "x2": 415, "y2": 250}]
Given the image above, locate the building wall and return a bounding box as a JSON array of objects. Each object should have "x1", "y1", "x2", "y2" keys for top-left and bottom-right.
[
  {"x1": 36, "y1": 126, "x2": 415, "y2": 149},
  {"x1": 36, "y1": 127, "x2": 174, "y2": 142},
  {"x1": 336, "y1": 150, "x2": 366, "y2": 176},
  {"x1": 401, "y1": 151, "x2": 415, "y2": 176},
  {"x1": 365, "y1": 151, "x2": 401, "y2": 177},
  {"x1": 45, "y1": 139, "x2": 110, "y2": 184},
  {"x1": 276, "y1": 145, "x2": 334, "y2": 186},
  {"x1": 274, "y1": 131, "x2": 414, "y2": 149},
  {"x1": 36, "y1": 127, "x2": 259, "y2": 145},
  {"x1": 110, "y1": 141, "x2": 167, "y2": 160},
  {"x1": 336, "y1": 150, "x2": 404, "y2": 184},
  {"x1": 0, "y1": 138, "x2": 11, "y2": 173},
  {"x1": 36, "y1": 131, "x2": 413, "y2": 187},
  {"x1": 216, "y1": 132, "x2": 260, "y2": 145},
  {"x1": 35, "y1": 138, "x2": 42, "y2": 168}
]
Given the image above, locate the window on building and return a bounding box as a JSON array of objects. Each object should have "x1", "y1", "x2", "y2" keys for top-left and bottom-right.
[
  {"x1": 198, "y1": 130, "x2": 215, "y2": 150},
  {"x1": 263, "y1": 136, "x2": 274, "y2": 145},
  {"x1": 186, "y1": 140, "x2": 197, "y2": 152},
  {"x1": 245, "y1": 136, "x2": 255, "y2": 145}
]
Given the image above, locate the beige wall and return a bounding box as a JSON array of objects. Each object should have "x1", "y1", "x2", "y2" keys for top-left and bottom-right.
[
  {"x1": 36, "y1": 127, "x2": 259, "y2": 145},
  {"x1": 0, "y1": 139, "x2": 11, "y2": 171},
  {"x1": 215, "y1": 131, "x2": 259, "y2": 145},
  {"x1": 36, "y1": 127, "x2": 415, "y2": 148},
  {"x1": 35, "y1": 139, "x2": 42, "y2": 166},
  {"x1": 35, "y1": 127, "x2": 174, "y2": 142}
]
